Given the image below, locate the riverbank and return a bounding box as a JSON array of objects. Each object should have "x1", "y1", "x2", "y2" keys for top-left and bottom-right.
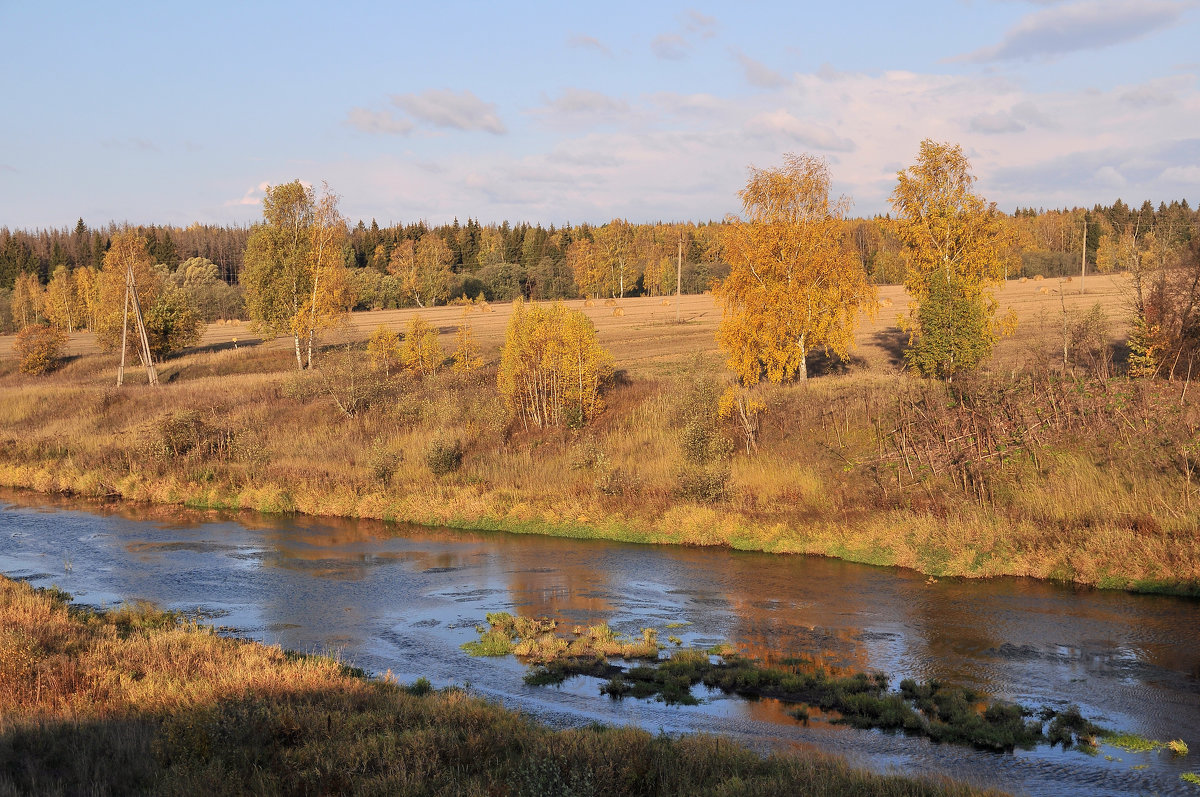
[
  {"x1": 0, "y1": 312, "x2": 1197, "y2": 595},
  {"x1": 0, "y1": 574, "x2": 1000, "y2": 796}
]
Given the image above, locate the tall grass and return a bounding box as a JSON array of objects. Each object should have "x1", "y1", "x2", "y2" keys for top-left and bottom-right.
[{"x1": 0, "y1": 330, "x2": 1197, "y2": 593}]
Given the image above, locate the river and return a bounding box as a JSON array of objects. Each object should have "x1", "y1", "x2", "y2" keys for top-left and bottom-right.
[{"x1": 2, "y1": 490, "x2": 1197, "y2": 796}]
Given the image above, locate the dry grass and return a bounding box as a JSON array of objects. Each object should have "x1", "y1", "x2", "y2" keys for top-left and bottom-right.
[
  {"x1": 0, "y1": 576, "x2": 1002, "y2": 797},
  {"x1": 0, "y1": 274, "x2": 1194, "y2": 593},
  {"x1": 0, "y1": 275, "x2": 1131, "y2": 378}
]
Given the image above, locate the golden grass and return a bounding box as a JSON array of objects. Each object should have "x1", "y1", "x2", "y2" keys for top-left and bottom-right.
[{"x1": 0, "y1": 274, "x2": 1193, "y2": 594}]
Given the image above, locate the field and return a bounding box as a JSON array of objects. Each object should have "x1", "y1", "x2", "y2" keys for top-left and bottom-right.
[
  {"x1": 1, "y1": 273, "x2": 1196, "y2": 594},
  {"x1": 0, "y1": 275, "x2": 1131, "y2": 376}
]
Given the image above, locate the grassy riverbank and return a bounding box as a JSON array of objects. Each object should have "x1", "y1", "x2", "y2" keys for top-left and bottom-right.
[
  {"x1": 1, "y1": 277, "x2": 1197, "y2": 594},
  {"x1": 1, "y1": 336, "x2": 1198, "y2": 595},
  {"x1": 0, "y1": 575, "x2": 1000, "y2": 796}
]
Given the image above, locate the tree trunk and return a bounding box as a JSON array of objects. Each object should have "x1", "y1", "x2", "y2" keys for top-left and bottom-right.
[{"x1": 293, "y1": 333, "x2": 303, "y2": 370}]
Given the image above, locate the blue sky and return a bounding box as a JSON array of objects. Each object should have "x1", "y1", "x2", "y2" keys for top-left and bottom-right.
[{"x1": 1, "y1": 0, "x2": 1197, "y2": 229}]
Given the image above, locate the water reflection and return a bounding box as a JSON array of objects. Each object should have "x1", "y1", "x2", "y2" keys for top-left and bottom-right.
[{"x1": 2, "y1": 490, "x2": 1199, "y2": 797}]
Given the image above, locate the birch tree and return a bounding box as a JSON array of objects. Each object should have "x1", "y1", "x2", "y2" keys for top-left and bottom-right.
[
  {"x1": 242, "y1": 181, "x2": 354, "y2": 368},
  {"x1": 717, "y1": 153, "x2": 875, "y2": 385},
  {"x1": 891, "y1": 140, "x2": 1014, "y2": 379}
]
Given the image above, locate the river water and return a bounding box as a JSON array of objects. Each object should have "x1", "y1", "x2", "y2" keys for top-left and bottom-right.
[{"x1": 2, "y1": 490, "x2": 1197, "y2": 796}]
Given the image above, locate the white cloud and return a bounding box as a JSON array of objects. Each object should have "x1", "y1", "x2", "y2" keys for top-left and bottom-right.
[
  {"x1": 345, "y1": 107, "x2": 414, "y2": 135},
  {"x1": 682, "y1": 9, "x2": 718, "y2": 37},
  {"x1": 732, "y1": 48, "x2": 787, "y2": 89},
  {"x1": 745, "y1": 110, "x2": 856, "y2": 152},
  {"x1": 968, "y1": 101, "x2": 1057, "y2": 134},
  {"x1": 542, "y1": 88, "x2": 630, "y2": 116},
  {"x1": 101, "y1": 137, "x2": 159, "y2": 152},
  {"x1": 1160, "y1": 164, "x2": 1200, "y2": 182},
  {"x1": 1093, "y1": 165, "x2": 1127, "y2": 187},
  {"x1": 957, "y1": 0, "x2": 1189, "y2": 62},
  {"x1": 226, "y1": 181, "x2": 270, "y2": 208},
  {"x1": 390, "y1": 89, "x2": 507, "y2": 134},
  {"x1": 567, "y1": 34, "x2": 610, "y2": 55},
  {"x1": 652, "y1": 33, "x2": 690, "y2": 60}
]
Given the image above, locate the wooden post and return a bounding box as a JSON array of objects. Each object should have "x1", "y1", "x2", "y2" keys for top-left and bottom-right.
[
  {"x1": 675, "y1": 232, "x2": 682, "y2": 324},
  {"x1": 117, "y1": 280, "x2": 130, "y2": 386},
  {"x1": 1080, "y1": 219, "x2": 1087, "y2": 295},
  {"x1": 120, "y1": 264, "x2": 158, "y2": 386}
]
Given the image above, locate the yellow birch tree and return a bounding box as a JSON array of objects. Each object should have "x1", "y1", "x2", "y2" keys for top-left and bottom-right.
[
  {"x1": 497, "y1": 301, "x2": 612, "y2": 428},
  {"x1": 717, "y1": 153, "x2": 875, "y2": 385}
]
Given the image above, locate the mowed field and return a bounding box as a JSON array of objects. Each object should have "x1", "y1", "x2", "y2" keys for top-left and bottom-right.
[{"x1": 0, "y1": 274, "x2": 1132, "y2": 377}]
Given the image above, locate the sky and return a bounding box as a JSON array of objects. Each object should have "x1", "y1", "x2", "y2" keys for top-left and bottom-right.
[{"x1": 1, "y1": 0, "x2": 1197, "y2": 229}]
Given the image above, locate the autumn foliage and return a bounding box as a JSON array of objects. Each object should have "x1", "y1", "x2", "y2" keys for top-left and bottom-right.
[
  {"x1": 717, "y1": 153, "x2": 875, "y2": 385},
  {"x1": 498, "y1": 301, "x2": 613, "y2": 428},
  {"x1": 14, "y1": 323, "x2": 67, "y2": 375}
]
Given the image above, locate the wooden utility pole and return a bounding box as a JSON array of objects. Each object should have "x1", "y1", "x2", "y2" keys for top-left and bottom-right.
[
  {"x1": 116, "y1": 264, "x2": 158, "y2": 386},
  {"x1": 1080, "y1": 218, "x2": 1087, "y2": 295},
  {"x1": 675, "y1": 232, "x2": 682, "y2": 324}
]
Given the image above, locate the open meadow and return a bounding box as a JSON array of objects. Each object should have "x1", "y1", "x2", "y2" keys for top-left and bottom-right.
[{"x1": 0, "y1": 275, "x2": 1132, "y2": 377}]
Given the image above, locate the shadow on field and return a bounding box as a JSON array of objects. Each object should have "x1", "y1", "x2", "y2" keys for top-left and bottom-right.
[{"x1": 870, "y1": 328, "x2": 909, "y2": 368}]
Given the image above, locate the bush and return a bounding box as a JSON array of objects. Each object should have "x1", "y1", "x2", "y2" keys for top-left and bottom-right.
[
  {"x1": 14, "y1": 324, "x2": 67, "y2": 375},
  {"x1": 145, "y1": 287, "x2": 204, "y2": 357},
  {"x1": 425, "y1": 437, "x2": 463, "y2": 475}
]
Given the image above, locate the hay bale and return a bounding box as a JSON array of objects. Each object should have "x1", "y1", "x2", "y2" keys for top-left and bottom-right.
[
  {"x1": 584, "y1": 299, "x2": 595, "y2": 307},
  {"x1": 661, "y1": 298, "x2": 671, "y2": 306},
  {"x1": 613, "y1": 307, "x2": 625, "y2": 317},
  {"x1": 1019, "y1": 276, "x2": 1028, "y2": 283},
  {"x1": 603, "y1": 298, "x2": 617, "y2": 306},
  {"x1": 1039, "y1": 286, "x2": 1049, "y2": 294},
  {"x1": 880, "y1": 298, "x2": 894, "y2": 308},
  {"x1": 1033, "y1": 274, "x2": 1044, "y2": 281}
]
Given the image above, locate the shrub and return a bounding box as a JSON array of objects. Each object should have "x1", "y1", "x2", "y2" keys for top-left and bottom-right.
[
  {"x1": 15, "y1": 324, "x2": 67, "y2": 375},
  {"x1": 498, "y1": 300, "x2": 613, "y2": 429},
  {"x1": 366, "y1": 324, "x2": 401, "y2": 376},
  {"x1": 144, "y1": 287, "x2": 204, "y2": 357},
  {"x1": 401, "y1": 314, "x2": 443, "y2": 377},
  {"x1": 425, "y1": 437, "x2": 463, "y2": 475}
]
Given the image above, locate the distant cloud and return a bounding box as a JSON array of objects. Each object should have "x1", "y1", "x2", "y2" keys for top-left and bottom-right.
[
  {"x1": 101, "y1": 137, "x2": 159, "y2": 152},
  {"x1": 1119, "y1": 83, "x2": 1177, "y2": 108},
  {"x1": 541, "y1": 88, "x2": 630, "y2": 116},
  {"x1": 346, "y1": 107, "x2": 415, "y2": 135},
  {"x1": 1093, "y1": 165, "x2": 1127, "y2": 188},
  {"x1": 957, "y1": 0, "x2": 1188, "y2": 62},
  {"x1": 390, "y1": 89, "x2": 506, "y2": 134},
  {"x1": 0, "y1": 163, "x2": 16, "y2": 174},
  {"x1": 682, "y1": 9, "x2": 718, "y2": 37},
  {"x1": 1160, "y1": 164, "x2": 1200, "y2": 183},
  {"x1": 530, "y1": 88, "x2": 634, "y2": 131},
  {"x1": 968, "y1": 101, "x2": 1057, "y2": 134},
  {"x1": 745, "y1": 110, "x2": 856, "y2": 152},
  {"x1": 226, "y1": 181, "x2": 270, "y2": 208},
  {"x1": 651, "y1": 33, "x2": 690, "y2": 60},
  {"x1": 731, "y1": 48, "x2": 787, "y2": 89},
  {"x1": 567, "y1": 34, "x2": 610, "y2": 55}
]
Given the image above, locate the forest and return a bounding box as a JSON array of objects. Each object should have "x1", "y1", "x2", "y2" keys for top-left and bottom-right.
[{"x1": 0, "y1": 195, "x2": 1195, "y2": 335}]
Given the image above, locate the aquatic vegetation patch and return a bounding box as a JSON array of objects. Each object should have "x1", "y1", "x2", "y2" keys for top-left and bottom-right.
[
  {"x1": 467, "y1": 614, "x2": 1167, "y2": 755},
  {"x1": 1182, "y1": 772, "x2": 1200, "y2": 787}
]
